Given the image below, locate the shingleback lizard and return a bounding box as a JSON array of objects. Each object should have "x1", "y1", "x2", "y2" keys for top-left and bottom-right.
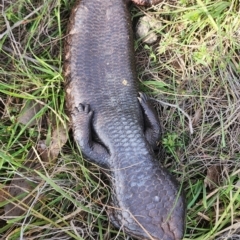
[{"x1": 64, "y1": 0, "x2": 186, "y2": 239}]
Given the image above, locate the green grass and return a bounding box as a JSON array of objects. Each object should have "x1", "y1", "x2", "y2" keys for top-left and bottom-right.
[{"x1": 0, "y1": 0, "x2": 240, "y2": 239}]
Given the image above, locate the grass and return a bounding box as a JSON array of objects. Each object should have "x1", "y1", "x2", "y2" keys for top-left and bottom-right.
[{"x1": 0, "y1": 0, "x2": 240, "y2": 239}]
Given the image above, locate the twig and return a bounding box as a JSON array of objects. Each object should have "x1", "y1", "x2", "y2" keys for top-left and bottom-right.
[
  {"x1": 2, "y1": 46, "x2": 58, "y2": 71},
  {"x1": 151, "y1": 97, "x2": 194, "y2": 134},
  {"x1": 0, "y1": 5, "x2": 43, "y2": 40},
  {"x1": 2, "y1": 46, "x2": 37, "y2": 63}
]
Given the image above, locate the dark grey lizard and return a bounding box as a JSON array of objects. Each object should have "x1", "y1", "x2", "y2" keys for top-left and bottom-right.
[{"x1": 64, "y1": 0, "x2": 186, "y2": 239}]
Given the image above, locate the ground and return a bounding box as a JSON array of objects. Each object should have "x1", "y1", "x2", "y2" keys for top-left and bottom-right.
[{"x1": 0, "y1": 0, "x2": 240, "y2": 239}]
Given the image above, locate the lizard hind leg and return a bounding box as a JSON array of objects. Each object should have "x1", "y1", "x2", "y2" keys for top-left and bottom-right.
[
  {"x1": 72, "y1": 103, "x2": 110, "y2": 168},
  {"x1": 138, "y1": 92, "x2": 161, "y2": 150}
]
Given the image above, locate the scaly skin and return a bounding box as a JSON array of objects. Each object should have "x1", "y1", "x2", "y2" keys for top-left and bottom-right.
[{"x1": 64, "y1": 0, "x2": 186, "y2": 239}]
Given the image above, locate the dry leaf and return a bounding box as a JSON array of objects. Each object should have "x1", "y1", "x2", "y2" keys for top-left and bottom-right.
[
  {"x1": 4, "y1": 177, "x2": 35, "y2": 216},
  {"x1": 18, "y1": 100, "x2": 42, "y2": 127},
  {"x1": 49, "y1": 124, "x2": 68, "y2": 160},
  {"x1": 204, "y1": 165, "x2": 221, "y2": 190},
  {"x1": 3, "y1": 149, "x2": 39, "y2": 217},
  {"x1": 4, "y1": 99, "x2": 44, "y2": 217},
  {"x1": 192, "y1": 108, "x2": 202, "y2": 126},
  {"x1": 4, "y1": 110, "x2": 68, "y2": 217},
  {"x1": 37, "y1": 124, "x2": 68, "y2": 162}
]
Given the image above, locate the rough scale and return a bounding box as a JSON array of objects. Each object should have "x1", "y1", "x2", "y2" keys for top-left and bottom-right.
[{"x1": 64, "y1": 0, "x2": 186, "y2": 239}]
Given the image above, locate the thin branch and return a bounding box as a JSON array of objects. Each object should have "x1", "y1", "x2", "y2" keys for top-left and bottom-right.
[
  {"x1": 151, "y1": 98, "x2": 194, "y2": 134},
  {"x1": 2, "y1": 46, "x2": 58, "y2": 71},
  {"x1": 0, "y1": 5, "x2": 43, "y2": 40}
]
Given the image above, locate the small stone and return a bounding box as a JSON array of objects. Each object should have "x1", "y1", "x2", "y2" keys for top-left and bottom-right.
[{"x1": 136, "y1": 16, "x2": 162, "y2": 44}]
